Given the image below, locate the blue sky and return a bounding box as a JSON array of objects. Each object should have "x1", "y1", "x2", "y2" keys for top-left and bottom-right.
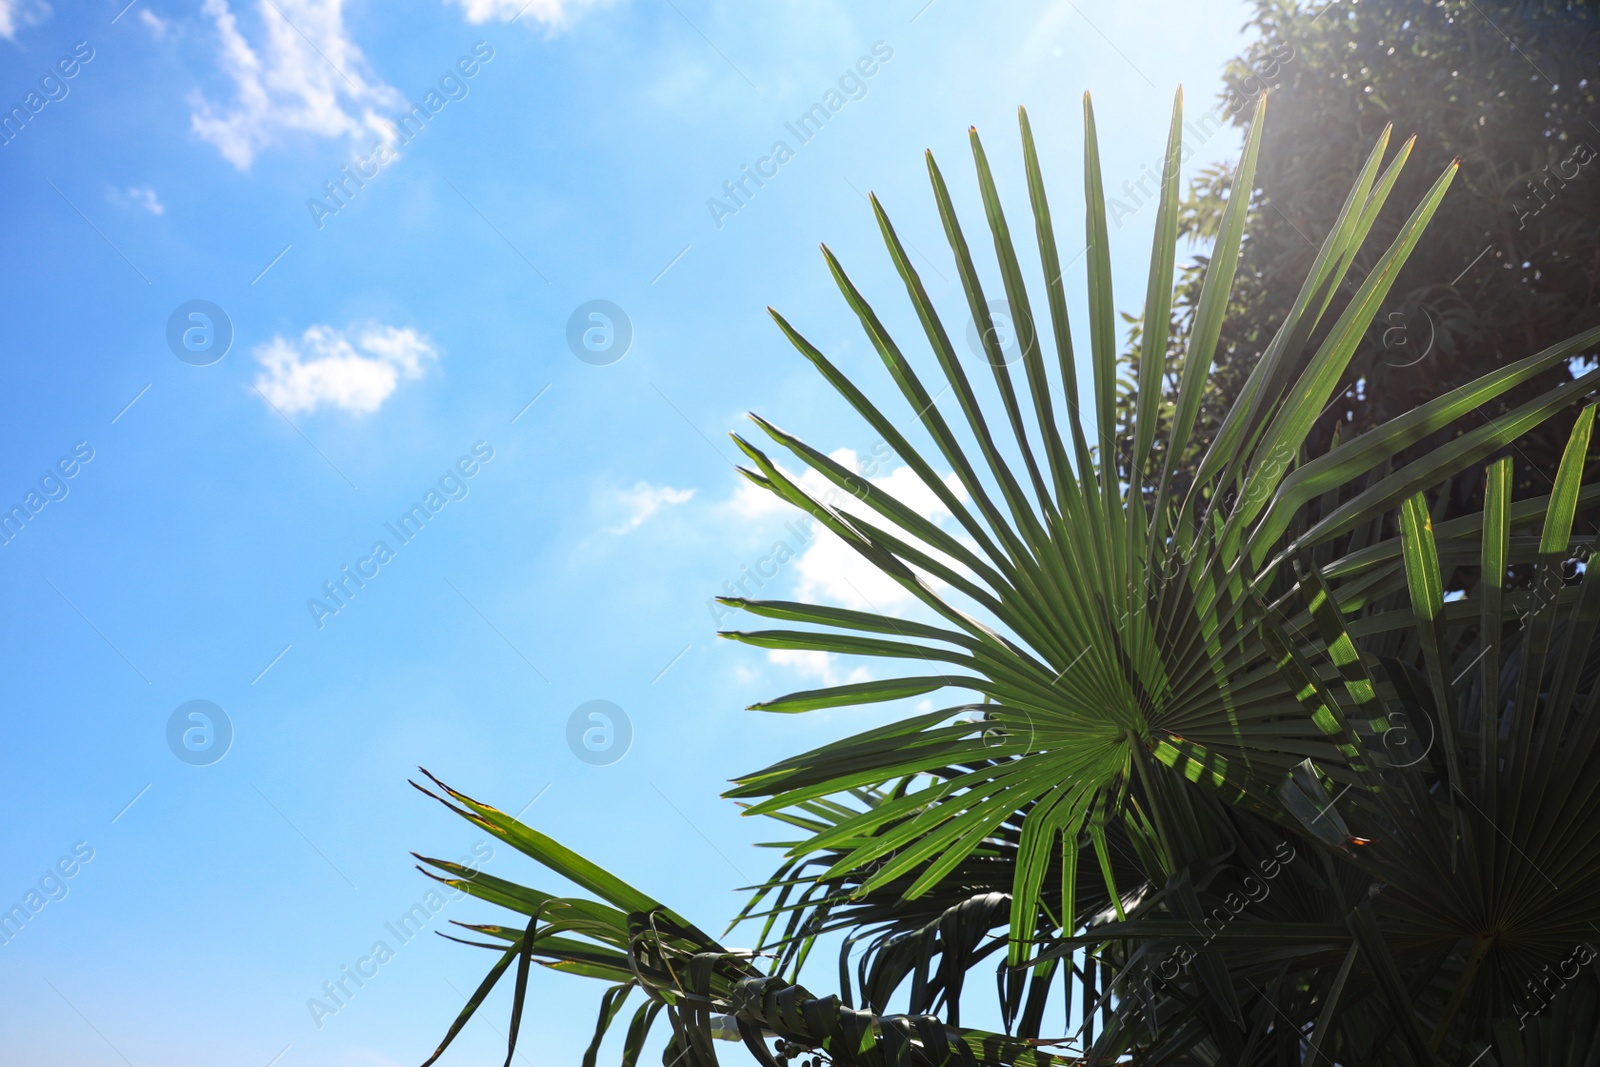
[{"x1": 0, "y1": 1, "x2": 1252, "y2": 1063}]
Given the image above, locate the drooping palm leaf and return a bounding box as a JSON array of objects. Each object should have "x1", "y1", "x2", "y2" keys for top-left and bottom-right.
[{"x1": 412, "y1": 771, "x2": 1075, "y2": 1066}]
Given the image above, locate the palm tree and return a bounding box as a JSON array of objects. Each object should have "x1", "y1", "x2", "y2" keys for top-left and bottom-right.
[{"x1": 413, "y1": 90, "x2": 1600, "y2": 1065}]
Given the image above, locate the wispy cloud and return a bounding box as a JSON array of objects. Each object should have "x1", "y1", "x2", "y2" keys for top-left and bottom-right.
[
  {"x1": 0, "y1": 0, "x2": 49, "y2": 40},
  {"x1": 252, "y1": 323, "x2": 438, "y2": 415},
  {"x1": 610, "y1": 482, "x2": 695, "y2": 533},
  {"x1": 139, "y1": 9, "x2": 170, "y2": 39},
  {"x1": 446, "y1": 0, "x2": 595, "y2": 28},
  {"x1": 721, "y1": 447, "x2": 967, "y2": 685},
  {"x1": 765, "y1": 648, "x2": 871, "y2": 688},
  {"x1": 110, "y1": 185, "x2": 165, "y2": 214},
  {"x1": 727, "y1": 446, "x2": 963, "y2": 613},
  {"x1": 191, "y1": 0, "x2": 402, "y2": 170}
]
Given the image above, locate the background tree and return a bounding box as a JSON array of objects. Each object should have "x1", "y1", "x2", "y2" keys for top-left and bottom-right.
[{"x1": 1122, "y1": 0, "x2": 1600, "y2": 522}]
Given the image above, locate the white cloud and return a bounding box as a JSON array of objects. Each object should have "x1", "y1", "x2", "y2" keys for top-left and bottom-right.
[
  {"x1": 765, "y1": 648, "x2": 870, "y2": 688},
  {"x1": 727, "y1": 447, "x2": 964, "y2": 613},
  {"x1": 793, "y1": 527, "x2": 913, "y2": 613},
  {"x1": 610, "y1": 483, "x2": 695, "y2": 534},
  {"x1": 252, "y1": 323, "x2": 438, "y2": 415},
  {"x1": 719, "y1": 447, "x2": 968, "y2": 685},
  {"x1": 139, "y1": 9, "x2": 169, "y2": 39},
  {"x1": 0, "y1": 1, "x2": 48, "y2": 39},
  {"x1": 726, "y1": 447, "x2": 859, "y2": 520},
  {"x1": 446, "y1": 0, "x2": 592, "y2": 28},
  {"x1": 191, "y1": 0, "x2": 402, "y2": 170},
  {"x1": 110, "y1": 186, "x2": 165, "y2": 215}
]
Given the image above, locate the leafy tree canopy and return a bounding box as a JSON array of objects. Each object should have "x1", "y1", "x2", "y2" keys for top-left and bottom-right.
[{"x1": 1123, "y1": 0, "x2": 1600, "y2": 520}]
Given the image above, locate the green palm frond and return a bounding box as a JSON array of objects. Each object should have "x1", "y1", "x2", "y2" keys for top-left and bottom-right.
[
  {"x1": 411, "y1": 771, "x2": 1071, "y2": 1067},
  {"x1": 414, "y1": 96, "x2": 1600, "y2": 1066},
  {"x1": 719, "y1": 92, "x2": 1600, "y2": 975}
]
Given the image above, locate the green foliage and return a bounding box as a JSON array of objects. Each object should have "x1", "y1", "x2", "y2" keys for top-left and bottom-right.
[
  {"x1": 1124, "y1": 0, "x2": 1600, "y2": 523},
  {"x1": 414, "y1": 89, "x2": 1600, "y2": 1065}
]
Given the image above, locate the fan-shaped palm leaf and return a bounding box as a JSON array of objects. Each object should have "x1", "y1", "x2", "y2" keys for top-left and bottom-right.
[
  {"x1": 719, "y1": 91, "x2": 1600, "y2": 977},
  {"x1": 414, "y1": 93, "x2": 1600, "y2": 1066}
]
